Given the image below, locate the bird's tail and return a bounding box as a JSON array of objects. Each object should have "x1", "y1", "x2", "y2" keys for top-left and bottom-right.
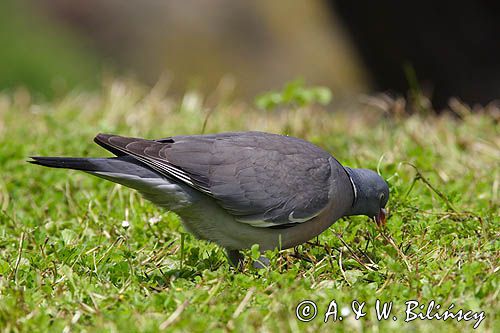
[
  {"x1": 29, "y1": 156, "x2": 162, "y2": 179},
  {"x1": 30, "y1": 156, "x2": 108, "y2": 172},
  {"x1": 29, "y1": 156, "x2": 194, "y2": 210}
]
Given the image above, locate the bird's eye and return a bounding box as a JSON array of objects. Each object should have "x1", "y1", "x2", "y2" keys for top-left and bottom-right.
[{"x1": 379, "y1": 193, "x2": 385, "y2": 202}]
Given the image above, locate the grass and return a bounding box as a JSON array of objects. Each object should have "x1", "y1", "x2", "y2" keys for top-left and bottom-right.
[{"x1": 0, "y1": 79, "x2": 498, "y2": 332}]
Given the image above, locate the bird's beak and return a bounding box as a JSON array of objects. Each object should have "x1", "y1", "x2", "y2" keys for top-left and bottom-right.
[{"x1": 375, "y1": 208, "x2": 387, "y2": 227}]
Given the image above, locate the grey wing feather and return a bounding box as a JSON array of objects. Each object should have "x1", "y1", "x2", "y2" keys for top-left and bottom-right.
[{"x1": 95, "y1": 132, "x2": 336, "y2": 227}]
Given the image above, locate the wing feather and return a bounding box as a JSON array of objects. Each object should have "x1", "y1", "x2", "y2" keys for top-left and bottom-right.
[{"x1": 95, "y1": 132, "x2": 337, "y2": 227}]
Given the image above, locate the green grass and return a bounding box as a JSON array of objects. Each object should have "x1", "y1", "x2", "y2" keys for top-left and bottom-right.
[{"x1": 0, "y1": 80, "x2": 498, "y2": 332}]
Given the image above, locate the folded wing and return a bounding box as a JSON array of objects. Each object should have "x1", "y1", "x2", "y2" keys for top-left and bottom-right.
[{"x1": 95, "y1": 131, "x2": 337, "y2": 227}]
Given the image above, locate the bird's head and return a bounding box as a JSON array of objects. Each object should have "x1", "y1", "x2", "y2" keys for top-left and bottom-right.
[{"x1": 344, "y1": 167, "x2": 389, "y2": 226}]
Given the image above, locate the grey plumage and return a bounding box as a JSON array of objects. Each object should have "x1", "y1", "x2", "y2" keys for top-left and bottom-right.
[
  {"x1": 95, "y1": 132, "x2": 336, "y2": 227},
  {"x1": 30, "y1": 131, "x2": 389, "y2": 266}
]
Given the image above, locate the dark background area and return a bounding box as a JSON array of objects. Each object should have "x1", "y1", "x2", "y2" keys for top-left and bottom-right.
[{"x1": 331, "y1": 0, "x2": 500, "y2": 108}]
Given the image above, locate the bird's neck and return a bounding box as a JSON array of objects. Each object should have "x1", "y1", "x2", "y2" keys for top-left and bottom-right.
[{"x1": 343, "y1": 167, "x2": 365, "y2": 216}]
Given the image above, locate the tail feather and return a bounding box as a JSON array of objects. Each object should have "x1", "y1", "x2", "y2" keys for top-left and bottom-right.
[
  {"x1": 29, "y1": 156, "x2": 196, "y2": 210},
  {"x1": 30, "y1": 156, "x2": 105, "y2": 171},
  {"x1": 29, "y1": 156, "x2": 162, "y2": 179}
]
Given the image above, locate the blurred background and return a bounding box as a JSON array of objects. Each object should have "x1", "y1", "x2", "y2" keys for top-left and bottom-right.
[{"x1": 1, "y1": 0, "x2": 499, "y2": 109}]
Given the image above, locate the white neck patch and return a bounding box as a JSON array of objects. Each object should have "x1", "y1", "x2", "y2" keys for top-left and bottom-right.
[{"x1": 348, "y1": 175, "x2": 358, "y2": 202}]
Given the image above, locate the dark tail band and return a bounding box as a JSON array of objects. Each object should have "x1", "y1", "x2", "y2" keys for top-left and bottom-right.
[
  {"x1": 29, "y1": 156, "x2": 163, "y2": 179},
  {"x1": 29, "y1": 156, "x2": 102, "y2": 171}
]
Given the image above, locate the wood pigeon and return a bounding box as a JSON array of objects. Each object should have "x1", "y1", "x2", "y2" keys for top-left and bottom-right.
[{"x1": 30, "y1": 131, "x2": 389, "y2": 267}]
